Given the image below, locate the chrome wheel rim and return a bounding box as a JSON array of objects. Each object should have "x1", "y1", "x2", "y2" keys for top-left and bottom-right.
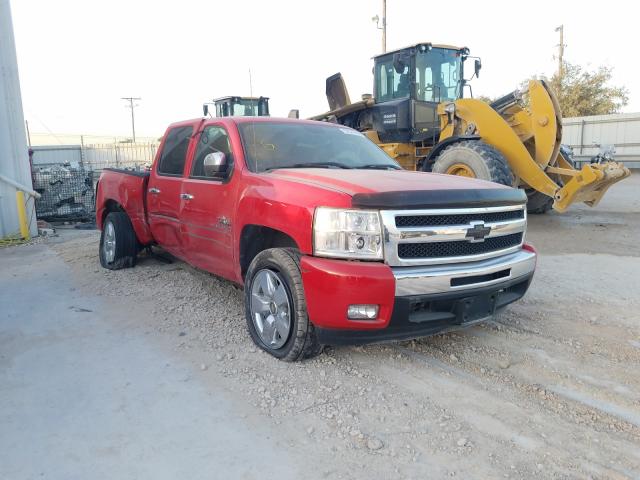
[
  {"x1": 103, "y1": 221, "x2": 116, "y2": 263},
  {"x1": 250, "y1": 269, "x2": 291, "y2": 349}
]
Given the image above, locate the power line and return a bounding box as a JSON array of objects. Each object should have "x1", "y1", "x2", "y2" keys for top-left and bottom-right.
[{"x1": 121, "y1": 97, "x2": 141, "y2": 143}]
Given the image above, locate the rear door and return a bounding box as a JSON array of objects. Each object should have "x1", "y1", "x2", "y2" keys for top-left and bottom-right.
[
  {"x1": 179, "y1": 123, "x2": 237, "y2": 277},
  {"x1": 147, "y1": 124, "x2": 194, "y2": 258}
]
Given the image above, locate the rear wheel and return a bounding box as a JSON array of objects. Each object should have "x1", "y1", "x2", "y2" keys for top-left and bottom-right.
[
  {"x1": 432, "y1": 140, "x2": 514, "y2": 186},
  {"x1": 99, "y1": 212, "x2": 138, "y2": 270}
]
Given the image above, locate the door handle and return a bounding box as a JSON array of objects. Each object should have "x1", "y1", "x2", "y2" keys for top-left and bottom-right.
[
  {"x1": 148, "y1": 187, "x2": 161, "y2": 194},
  {"x1": 180, "y1": 193, "x2": 194, "y2": 200}
]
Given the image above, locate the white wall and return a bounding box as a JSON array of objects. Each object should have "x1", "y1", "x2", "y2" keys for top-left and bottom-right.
[
  {"x1": 0, "y1": 0, "x2": 37, "y2": 238},
  {"x1": 562, "y1": 113, "x2": 640, "y2": 168}
]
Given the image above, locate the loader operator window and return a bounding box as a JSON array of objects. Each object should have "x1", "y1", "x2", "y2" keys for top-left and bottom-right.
[
  {"x1": 376, "y1": 55, "x2": 410, "y2": 102},
  {"x1": 415, "y1": 48, "x2": 462, "y2": 103},
  {"x1": 231, "y1": 99, "x2": 260, "y2": 116}
]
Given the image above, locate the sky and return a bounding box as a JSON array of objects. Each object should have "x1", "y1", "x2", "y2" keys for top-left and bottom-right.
[{"x1": 10, "y1": 0, "x2": 639, "y2": 138}]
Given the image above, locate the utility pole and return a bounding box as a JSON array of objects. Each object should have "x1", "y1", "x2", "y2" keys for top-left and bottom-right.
[
  {"x1": 121, "y1": 97, "x2": 141, "y2": 143},
  {"x1": 381, "y1": 0, "x2": 386, "y2": 54},
  {"x1": 25, "y1": 120, "x2": 31, "y2": 146},
  {"x1": 372, "y1": 0, "x2": 387, "y2": 54},
  {"x1": 555, "y1": 25, "x2": 565, "y2": 85}
]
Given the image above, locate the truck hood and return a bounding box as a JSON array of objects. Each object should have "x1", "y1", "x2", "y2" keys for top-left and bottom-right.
[
  {"x1": 265, "y1": 168, "x2": 506, "y2": 194},
  {"x1": 265, "y1": 168, "x2": 526, "y2": 209}
]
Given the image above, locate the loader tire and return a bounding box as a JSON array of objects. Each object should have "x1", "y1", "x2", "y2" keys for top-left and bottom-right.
[
  {"x1": 525, "y1": 151, "x2": 573, "y2": 214},
  {"x1": 432, "y1": 140, "x2": 514, "y2": 187},
  {"x1": 525, "y1": 190, "x2": 554, "y2": 214}
]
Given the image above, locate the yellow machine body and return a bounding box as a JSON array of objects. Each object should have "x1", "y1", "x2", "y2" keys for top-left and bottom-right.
[
  {"x1": 311, "y1": 47, "x2": 630, "y2": 213},
  {"x1": 434, "y1": 80, "x2": 630, "y2": 211}
]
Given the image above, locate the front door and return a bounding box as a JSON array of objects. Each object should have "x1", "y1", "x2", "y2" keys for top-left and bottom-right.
[
  {"x1": 180, "y1": 124, "x2": 236, "y2": 277},
  {"x1": 147, "y1": 124, "x2": 194, "y2": 258}
]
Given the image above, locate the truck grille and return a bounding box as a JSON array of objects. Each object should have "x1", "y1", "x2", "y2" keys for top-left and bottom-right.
[
  {"x1": 380, "y1": 205, "x2": 527, "y2": 266},
  {"x1": 395, "y1": 209, "x2": 524, "y2": 228},
  {"x1": 398, "y1": 233, "x2": 523, "y2": 259}
]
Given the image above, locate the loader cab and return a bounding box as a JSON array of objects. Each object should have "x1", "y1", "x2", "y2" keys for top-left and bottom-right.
[
  {"x1": 212, "y1": 96, "x2": 270, "y2": 117},
  {"x1": 371, "y1": 43, "x2": 469, "y2": 144}
]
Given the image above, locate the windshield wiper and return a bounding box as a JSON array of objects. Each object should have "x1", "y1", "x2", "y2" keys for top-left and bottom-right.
[
  {"x1": 266, "y1": 162, "x2": 351, "y2": 171},
  {"x1": 356, "y1": 164, "x2": 402, "y2": 170}
]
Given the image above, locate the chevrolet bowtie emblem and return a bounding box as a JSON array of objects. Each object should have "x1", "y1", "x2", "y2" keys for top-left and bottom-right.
[{"x1": 465, "y1": 221, "x2": 491, "y2": 243}]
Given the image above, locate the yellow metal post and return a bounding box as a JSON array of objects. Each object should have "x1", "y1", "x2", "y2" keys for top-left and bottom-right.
[{"x1": 16, "y1": 190, "x2": 30, "y2": 240}]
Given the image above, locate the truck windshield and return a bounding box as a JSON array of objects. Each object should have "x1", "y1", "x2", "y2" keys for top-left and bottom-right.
[
  {"x1": 415, "y1": 48, "x2": 462, "y2": 102},
  {"x1": 238, "y1": 122, "x2": 401, "y2": 173}
]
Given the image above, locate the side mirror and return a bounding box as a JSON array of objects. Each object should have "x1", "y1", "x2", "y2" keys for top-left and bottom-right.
[
  {"x1": 288, "y1": 109, "x2": 300, "y2": 119},
  {"x1": 474, "y1": 59, "x2": 482, "y2": 78},
  {"x1": 203, "y1": 151, "x2": 227, "y2": 177},
  {"x1": 203, "y1": 104, "x2": 209, "y2": 116},
  {"x1": 393, "y1": 53, "x2": 407, "y2": 74}
]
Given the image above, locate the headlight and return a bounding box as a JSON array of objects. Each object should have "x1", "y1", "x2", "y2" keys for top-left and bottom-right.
[{"x1": 313, "y1": 207, "x2": 383, "y2": 260}]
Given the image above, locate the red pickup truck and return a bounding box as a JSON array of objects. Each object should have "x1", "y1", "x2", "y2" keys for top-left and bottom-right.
[{"x1": 96, "y1": 117, "x2": 536, "y2": 361}]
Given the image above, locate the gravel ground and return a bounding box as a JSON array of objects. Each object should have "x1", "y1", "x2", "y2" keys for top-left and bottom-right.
[{"x1": 40, "y1": 176, "x2": 640, "y2": 478}]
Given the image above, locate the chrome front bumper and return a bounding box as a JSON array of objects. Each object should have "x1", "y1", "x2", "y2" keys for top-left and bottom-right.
[{"x1": 392, "y1": 249, "x2": 536, "y2": 297}]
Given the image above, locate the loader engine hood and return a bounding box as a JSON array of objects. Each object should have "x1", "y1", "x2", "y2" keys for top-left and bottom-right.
[{"x1": 267, "y1": 168, "x2": 526, "y2": 209}]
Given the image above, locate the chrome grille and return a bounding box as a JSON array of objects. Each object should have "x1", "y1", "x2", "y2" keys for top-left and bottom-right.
[
  {"x1": 380, "y1": 205, "x2": 527, "y2": 266},
  {"x1": 398, "y1": 233, "x2": 523, "y2": 259},
  {"x1": 395, "y1": 209, "x2": 524, "y2": 228}
]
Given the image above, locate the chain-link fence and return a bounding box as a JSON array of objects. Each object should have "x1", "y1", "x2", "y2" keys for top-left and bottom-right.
[{"x1": 31, "y1": 143, "x2": 158, "y2": 223}]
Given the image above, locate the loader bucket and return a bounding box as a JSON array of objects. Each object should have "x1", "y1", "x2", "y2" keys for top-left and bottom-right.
[
  {"x1": 449, "y1": 82, "x2": 631, "y2": 212},
  {"x1": 553, "y1": 161, "x2": 631, "y2": 212}
]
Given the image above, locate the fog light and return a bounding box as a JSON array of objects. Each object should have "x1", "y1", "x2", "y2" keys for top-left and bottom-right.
[{"x1": 347, "y1": 304, "x2": 379, "y2": 320}]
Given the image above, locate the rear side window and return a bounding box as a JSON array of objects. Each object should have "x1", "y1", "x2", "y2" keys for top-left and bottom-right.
[{"x1": 157, "y1": 126, "x2": 193, "y2": 176}]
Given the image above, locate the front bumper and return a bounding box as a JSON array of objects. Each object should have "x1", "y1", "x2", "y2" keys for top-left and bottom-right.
[{"x1": 300, "y1": 247, "x2": 536, "y2": 344}]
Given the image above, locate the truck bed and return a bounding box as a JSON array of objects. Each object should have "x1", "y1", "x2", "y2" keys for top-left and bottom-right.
[{"x1": 96, "y1": 168, "x2": 153, "y2": 244}]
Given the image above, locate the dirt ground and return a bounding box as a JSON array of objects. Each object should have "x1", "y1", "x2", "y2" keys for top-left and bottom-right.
[{"x1": 3, "y1": 175, "x2": 640, "y2": 479}]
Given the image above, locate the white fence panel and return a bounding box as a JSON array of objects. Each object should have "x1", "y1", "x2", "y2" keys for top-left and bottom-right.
[{"x1": 562, "y1": 113, "x2": 640, "y2": 168}]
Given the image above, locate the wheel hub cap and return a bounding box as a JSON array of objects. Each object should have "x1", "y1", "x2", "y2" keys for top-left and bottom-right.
[
  {"x1": 103, "y1": 221, "x2": 116, "y2": 263},
  {"x1": 250, "y1": 269, "x2": 291, "y2": 349}
]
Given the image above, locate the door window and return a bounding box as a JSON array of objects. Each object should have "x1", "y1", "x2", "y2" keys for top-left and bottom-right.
[
  {"x1": 157, "y1": 126, "x2": 193, "y2": 176},
  {"x1": 191, "y1": 125, "x2": 233, "y2": 180},
  {"x1": 375, "y1": 54, "x2": 410, "y2": 102}
]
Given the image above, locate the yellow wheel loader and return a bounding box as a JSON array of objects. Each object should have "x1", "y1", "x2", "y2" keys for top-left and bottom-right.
[{"x1": 310, "y1": 43, "x2": 630, "y2": 213}]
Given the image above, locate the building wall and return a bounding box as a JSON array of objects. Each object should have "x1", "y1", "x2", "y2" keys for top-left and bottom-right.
[
  {"x1": 562, "y1": 112, "x2": 640, "y2": 168},
  {"x1": 0, "y1": 0, "x2": 37, "y2": 238}
]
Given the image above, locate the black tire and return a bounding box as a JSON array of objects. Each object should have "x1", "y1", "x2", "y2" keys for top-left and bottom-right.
[
  {"x1": 525, "y1": 189, "x2": 554, "y2": 214},
  {"x1": 431, "y1": 140, "x2": 514, "y2": 186},
  {"x1": 99, "y1": 211, "x2": 138, "y2": 270},
  {"x1": 244, "y1": 248, "x2": 322, "y2": 361},
  {"x1": 526, "y1": 149, "x2": 574, "y2": 214}
]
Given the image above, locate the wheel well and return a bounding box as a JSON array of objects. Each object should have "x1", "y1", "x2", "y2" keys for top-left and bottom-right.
[
  {"x1": 240, "y1": 225, "x2": 299, "y2": 279},
  {"x1": 102, "y1": 199, "x2": 125, "y2": 224}
]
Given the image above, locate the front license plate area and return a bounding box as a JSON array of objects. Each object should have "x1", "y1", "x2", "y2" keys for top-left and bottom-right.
[{"x1": 454, "y1": 293, "x2": 498, "y2": 324}]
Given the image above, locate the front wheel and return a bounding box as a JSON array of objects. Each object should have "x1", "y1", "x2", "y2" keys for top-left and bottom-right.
[{"x1": 244, "y1": 248, "x2": 321, "y2": 361}]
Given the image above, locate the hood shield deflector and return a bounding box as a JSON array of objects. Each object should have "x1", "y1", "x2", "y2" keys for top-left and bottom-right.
[{"x1": 352, "y1": 188, "x2": 527, "y2": 210}]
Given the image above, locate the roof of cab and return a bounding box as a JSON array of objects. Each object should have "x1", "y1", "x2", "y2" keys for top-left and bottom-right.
[
  {"x1": 374, "y1": 42, "x2": 467, "y2": 58},
  {"x1": 167, "y1": 116, "x2": 341, "y2": 129}
]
